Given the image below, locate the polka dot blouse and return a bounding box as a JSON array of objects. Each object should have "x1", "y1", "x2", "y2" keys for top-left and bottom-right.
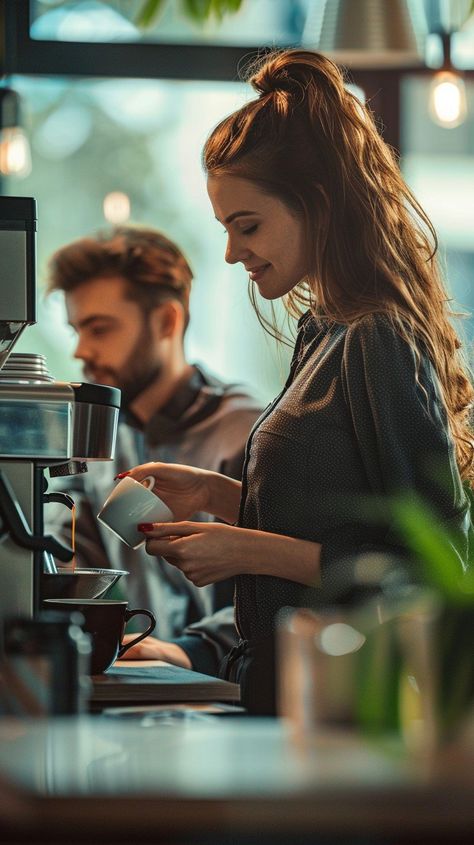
[{"x1": 235, "y1": 310, "x2": 470, "y2": 641}]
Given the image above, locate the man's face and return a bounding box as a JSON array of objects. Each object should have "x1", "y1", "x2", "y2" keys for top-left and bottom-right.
[{"x1": 65, "y1": 275, "x2": 163, "y2": 407}]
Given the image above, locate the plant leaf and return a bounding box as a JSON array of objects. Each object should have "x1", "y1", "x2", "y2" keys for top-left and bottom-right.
[
  {"x1": 210, "y1": 0, "x2": 244, "y2": 20},
  {"x1": 391, "y1": 495, "x2": 474, "y2": 605},
  {"x1": 183, "y1": 0, "x2": 213, "y2": 23},
  {"x1": 136, "y1": 0, "x2": 244, "y2": 28},
  {"x1": 136, "y1": 0, "x2": 167, "y2": 29}
]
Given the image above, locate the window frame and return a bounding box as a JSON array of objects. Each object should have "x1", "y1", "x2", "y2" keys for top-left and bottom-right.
[{"x1": 2, "y1": 0, "x2": 474, "y2": 153}]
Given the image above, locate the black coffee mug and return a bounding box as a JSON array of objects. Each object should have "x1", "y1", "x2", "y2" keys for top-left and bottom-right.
[{"x1": 43, "y1": 599, "x2": 156, "y2": 675}]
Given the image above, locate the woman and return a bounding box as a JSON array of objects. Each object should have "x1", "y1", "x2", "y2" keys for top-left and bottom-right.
[{"x1": 122, "y1": 49, "x2": 473, "y2": 715}]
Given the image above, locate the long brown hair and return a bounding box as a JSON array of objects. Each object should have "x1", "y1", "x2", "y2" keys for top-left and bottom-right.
[{"x1": 203, "y1": 48, "x2": 474, "y2": 485}]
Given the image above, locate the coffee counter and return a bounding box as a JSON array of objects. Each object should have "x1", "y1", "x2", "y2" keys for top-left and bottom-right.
[{"x1": 0, "y1": 713, "x2": 473, "y2": 844}]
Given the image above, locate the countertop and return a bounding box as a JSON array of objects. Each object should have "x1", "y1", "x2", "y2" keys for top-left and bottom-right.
[{"x1": 0, "y1": 712, "x2": 473, "y2": 844}]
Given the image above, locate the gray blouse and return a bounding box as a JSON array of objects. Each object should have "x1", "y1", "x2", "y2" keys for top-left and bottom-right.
[{"x1": 236, "y1": 311, "x2": 471, "y2": 640}]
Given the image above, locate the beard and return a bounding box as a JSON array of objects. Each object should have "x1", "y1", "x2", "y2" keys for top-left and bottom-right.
[{"x1": 83, "y1": 320, "x2": 162, "y2": 410}]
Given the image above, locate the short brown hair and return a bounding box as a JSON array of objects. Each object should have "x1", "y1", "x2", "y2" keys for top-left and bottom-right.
[{"x1": 46, "y1": 226, "x2": 193, "y2": 327}]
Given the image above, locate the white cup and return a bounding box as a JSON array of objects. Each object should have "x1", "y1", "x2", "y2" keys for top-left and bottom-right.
[{"x1": 97, "y1": 475, "x2": 173, "y2": 549}]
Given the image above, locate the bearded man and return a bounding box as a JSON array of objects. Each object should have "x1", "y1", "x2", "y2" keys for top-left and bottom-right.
[{"x1": 46, "y1": 226, "x2": 261, "y2": 675}]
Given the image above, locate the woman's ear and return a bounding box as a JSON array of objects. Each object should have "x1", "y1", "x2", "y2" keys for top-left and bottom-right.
[{"x1": 150, "y1": 299, "x2": 185, "y2": 340}]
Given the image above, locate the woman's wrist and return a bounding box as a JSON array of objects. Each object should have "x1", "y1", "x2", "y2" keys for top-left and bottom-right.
[
  {"x1": 205, "y1": 471, "x2": 242, "y2": 523},
  {"x1": 244, "y1": 528, "x2": 321, "y2": 587}
]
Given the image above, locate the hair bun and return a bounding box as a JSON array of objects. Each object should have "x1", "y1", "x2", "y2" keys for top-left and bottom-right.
[{"x1": 250, "y1": 62, "x2": 301, "y2": 98}]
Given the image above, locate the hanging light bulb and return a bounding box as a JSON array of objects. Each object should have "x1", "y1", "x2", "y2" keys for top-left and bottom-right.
[
  {"x1": 428, "y1": 31, "x2": 468, "y2": 130},
  {"x1": 429, "y1": 70, "x2": 467, "y2": 128},
  {"x1": 103, "y1": 191, "x2": 131, "y2": 224},
  {"x1": 0, "y1": 87, "x2": 32, "y2": 177},
  {"x1": 0, "y1": 126, "x2": 32, "y2": 176}
]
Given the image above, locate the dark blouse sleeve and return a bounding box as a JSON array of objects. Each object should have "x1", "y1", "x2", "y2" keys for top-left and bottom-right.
[{"x1": 319, "y1": 313, "x2": 471, "y2": 591}]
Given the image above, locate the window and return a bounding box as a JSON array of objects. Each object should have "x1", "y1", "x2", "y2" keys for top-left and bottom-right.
[
  {"x1": 7, "y1": 74, "x2": 291, "y2": 399},
  {"x1": 401, "y1": 74, "x2": 474, "y2": 344}
]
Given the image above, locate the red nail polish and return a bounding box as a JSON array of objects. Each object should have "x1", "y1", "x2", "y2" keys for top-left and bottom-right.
[
  {"x1": 138, "y1": 523, "x2": 154, "y2": 532},
  {"x1": 114, "y1": 471, "x2": 130, "y2": 480}
]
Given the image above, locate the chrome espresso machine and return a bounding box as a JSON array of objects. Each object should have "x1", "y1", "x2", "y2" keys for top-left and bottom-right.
[{"x1": 0, "y1": 196, "x2": 121, "y2": 650}]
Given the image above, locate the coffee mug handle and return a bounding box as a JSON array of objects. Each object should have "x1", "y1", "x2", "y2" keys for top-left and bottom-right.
[{"x1": 118, "y1": 608, "x2": 156, "y2": 658}]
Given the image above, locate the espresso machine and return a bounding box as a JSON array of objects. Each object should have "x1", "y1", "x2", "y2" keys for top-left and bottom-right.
[{"x1": 0, "y1": 196, "x2": 121, "y2": 650}]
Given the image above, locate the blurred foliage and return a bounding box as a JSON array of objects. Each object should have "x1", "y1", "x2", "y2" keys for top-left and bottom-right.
[
  {"x1": 356, "y1": 492, "x2": 474, "y2": 740},
  {"x1": 392, "y1": 493, "x2": 474, "y2": 735},
  {"x1": 136, "y1": 0, "x2": 244, "y2": 28},
  {"x1": 391, "y1": 493, "x2": 474, "y2": 605}
]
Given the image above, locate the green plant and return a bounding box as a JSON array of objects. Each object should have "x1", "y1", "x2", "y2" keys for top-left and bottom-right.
[
  {"x1": 136, "y1": 0, "x2": 245, "y2": 28},
  {"x1": 392, "y1": 494, "x2": 474, "y2": 737},
  {"x1": 392, "y1": 494, "x2": 474, "y2": 605}
]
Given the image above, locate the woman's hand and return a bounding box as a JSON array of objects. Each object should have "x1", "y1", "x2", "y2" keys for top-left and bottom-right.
[
  {"x1": 120, "y1": 462, "x2": 212, "y2": 521},
  {"x1": 138, "y1": 521, "x2": 252, "y2": 587},
  {"x1": 138, "y1": 521, "x2": 322, "y2": 588},
  {"x1": 121, "y1": 462, "x2": 242, "y2": 524}
]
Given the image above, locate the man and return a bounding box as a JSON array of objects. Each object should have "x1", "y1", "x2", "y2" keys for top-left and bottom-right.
[{"x1": 46, "y1": 226, "x2": 261, "y2": 675}]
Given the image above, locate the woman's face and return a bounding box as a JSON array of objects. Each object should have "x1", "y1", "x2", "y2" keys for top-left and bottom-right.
[{"x1": 207, "y1": 174, "x2": 308, "y2": 300}]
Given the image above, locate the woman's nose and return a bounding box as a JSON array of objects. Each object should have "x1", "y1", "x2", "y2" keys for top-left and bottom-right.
[{"x1": 225, "y1": 236, "x2": 249, "y2": 265}]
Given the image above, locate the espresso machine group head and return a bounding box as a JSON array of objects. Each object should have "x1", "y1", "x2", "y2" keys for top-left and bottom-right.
[{"x1": 0, "y1": 196, "x2": 121, "y2": 647}]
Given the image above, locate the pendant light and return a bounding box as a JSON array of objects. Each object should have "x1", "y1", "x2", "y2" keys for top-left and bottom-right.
[
  {"x1": 0, "y1": 86, "x2": 32, "y2": 177},
  {"x1": 428, "y1": 32, "x2": 467, "y2": 128},
  {"x1": 304, "y1": 0, "x2": 422, "y2": 67}
]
